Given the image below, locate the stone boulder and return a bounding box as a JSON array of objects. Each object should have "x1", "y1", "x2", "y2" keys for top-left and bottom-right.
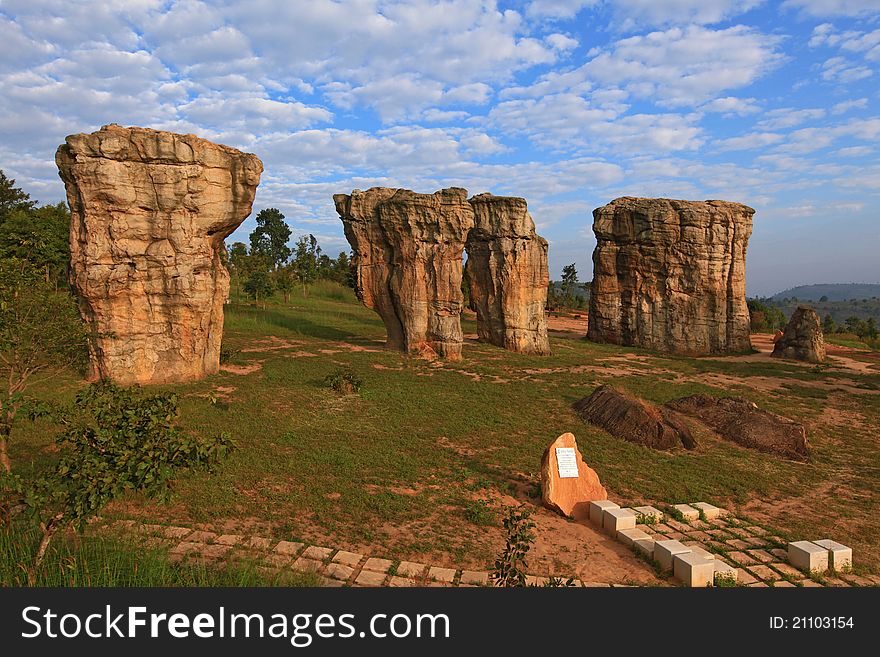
[
  {"x1": 666, "y1": 394, "x2": 808, "y2": 460},
  {"x1": 56, "y1": 124, "x2": 263, "y2": 385},
  {"x1": 572, "y1": 385, "x2": 697, "y2": 450},
  {"x1": 540, "y1": 432, "x2": 607, "y2": 520},
  {"x1": 464, "y1": 194, "x2": 550, "y2": 355},
  {"x1": 588, "y1": 197, "x2": 754, "y2": 355},
  {"x1": 334, "y1": 187, "x2": 474, "y2": 360},
  {"x1": 771, "y1": 306, "x2": 826, "y2": 363}
]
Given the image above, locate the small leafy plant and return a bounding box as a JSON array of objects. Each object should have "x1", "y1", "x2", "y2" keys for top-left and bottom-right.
[
  {"x1": 490, "y1": 505, "x2": 535, "y2": 587},
  {"x1": 324, "y1": 368, "x2": 363, "y2": 394},
  {"x1": 463, "y1": 498, "x2": 496, "y2": 526}
]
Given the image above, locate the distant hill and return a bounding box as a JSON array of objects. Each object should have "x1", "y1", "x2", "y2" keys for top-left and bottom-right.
[{"x1": 770, "y1": 283, "x2": 880, "y2": 302}]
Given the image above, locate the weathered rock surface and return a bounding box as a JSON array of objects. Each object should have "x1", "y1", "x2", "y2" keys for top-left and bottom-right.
[
  {"x1": 334, "y1": 187, "x2": 474, "y2": 360},
  {"x1": 540, "y1": 432, "x2": 607, "y2": 520},
  {"x1": 573, "y1": 385, "x2": 696, "y2": 450},
  {"x1": 666, "y1": 394, "x2": 808, "y2": 460},
  {"x1": 464, "y1": 194, "x2": 550, "y2": 355},
  {"x1": 588, "y1": 197, "x2": 754, "y2": 355},
  {"x1": 56, "y1": 124, "x2": 263, "y2": 385},
  {"x1": 771, "y1": 306, "x2": 826, "y2": 363}
]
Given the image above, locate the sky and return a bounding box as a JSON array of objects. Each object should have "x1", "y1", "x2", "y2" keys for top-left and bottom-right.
[{"x1": 1, "y1": 0, "x2": 878, "y2": 296}]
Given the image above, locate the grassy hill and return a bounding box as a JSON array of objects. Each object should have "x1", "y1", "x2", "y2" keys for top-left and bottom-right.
[
  {"x1": 771, "y1": 283, "x2": 880, "y2": 302},
  {"x1": 11, "y1": 281, "x2": 880, "y2": 576}
]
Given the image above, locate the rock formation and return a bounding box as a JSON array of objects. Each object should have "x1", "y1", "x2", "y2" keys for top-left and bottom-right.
[
  {"x1": 771, "y1": 306, "x2": 826, "y2": 363},
  {"x1": 666, "y1": 394, "x2": 808, "y2": 460},
  {"x1": 56, "y1": 124, "x2": 263, "y2": 385},
  {"x1": 573, "y1": 385, "x2": 696, "y2": 450},
  {"x1": 588, "y1": 197, "x2": 754, "y2": 355},
  {"x1": 464, "y1": 194, "x2": 550, "y2": 355},
  {"x1": 334, "y1": 187, "x2": 474, "y2": 360},
  {"x1": 540, "y1": 432, "x2": 607, "y2": 520}
]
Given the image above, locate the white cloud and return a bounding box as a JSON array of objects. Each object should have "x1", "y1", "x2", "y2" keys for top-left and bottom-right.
[
  {"x1": 582, "y1": 25, "x2": 784, "y2": 107},
  {"x1": 783, "y1": 0, "x2": 880, "y2": 18},
  {"x1": 545, "y1": 33, "x2": 579, "y2": 51},
  {"x1": 525, "y1": 0, "x2": 599, "y2": 19},
  {"x1": 756, "y1": 107, "x2": 826, "y2": 129},
  {"x1": 715, "y1": 132, "x2": 785, "y2": 151},
  {"x1": 611, "y1": 0, "x2": 765, "y2": 30},
  {"x1": 700, "y1": 96, "x2": 761, "y2": 115},
  {"x1": 821, "y1": 56, "x2": 873, "y2": 83},
  {"x1": 832, "y1": 98, "x2": 868, "y2": 114}
]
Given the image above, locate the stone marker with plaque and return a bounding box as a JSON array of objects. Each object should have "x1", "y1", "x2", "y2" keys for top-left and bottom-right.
[{"x1": 540, "y1": 432, "x2": 607, "y2": 520}]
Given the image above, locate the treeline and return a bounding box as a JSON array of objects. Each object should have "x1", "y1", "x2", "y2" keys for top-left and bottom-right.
[
  {"x1": 226, "y1": 207, "x2": 353, "y2": 303},
  {"x1": 547, "y1": 263, "x2": 591, "y2": 311},
  {"x1": 748, "y1": 297, "x2": 879, "y2": 346}
]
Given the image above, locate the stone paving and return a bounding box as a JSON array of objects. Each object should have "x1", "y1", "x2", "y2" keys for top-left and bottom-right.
[{"x1": 112, "y1": 515, "x2": 880, "y2": 588}]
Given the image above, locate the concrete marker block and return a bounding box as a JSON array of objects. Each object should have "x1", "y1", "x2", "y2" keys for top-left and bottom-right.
[
  {"x1": 674, "y1": 552, "x2": 715, "y2": 587},
  {"x1": 603, "y1": 507, "x2": 637, "y2": 536},
  {"x1": 691, "y1": 502, "x2": 721, "y2": 520},
  {"x1": 672, "y1": 504, "x2": 700, "y2": 521},
  {"x1": 788, "y1": 541, "x2": 829, "y2": 574},
  {"x1": 812, "y1": 539, "x2": 852, "y2": 572},
  {"x1": 654, "y1": 539, "x2": 692, "y2": 572},
  {"x1": 617, "y1": 527, "x2": 652, "y2": 548},
  {"x1": 589, "y1": 500, "x2": 619, "y2": 526}
]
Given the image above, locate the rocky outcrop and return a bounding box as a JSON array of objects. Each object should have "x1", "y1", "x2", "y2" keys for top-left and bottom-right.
[
  {"x1": 573, "y1": 385, "x2": 696, "y2": 450},
  {"x1": 56, "y1": 124, "x2": 263, "y2": 385},
  {"x1": 667, "y1": 394, "x2": 808, "y2": 460},
  {"x1": 540, "y1": 432, "x2": 607, "y2": 520},
  {"x1": 772, "y1": 306, "x2": 826, "y2": 363},
  {"x1": 465, "y1": 194, "x2": 550, "y2": 355},
  {"x1": 334, "y1": 187, "x2": 474, "y2": 360},
  {"x1": 588, "y1": 197, "x2": 754, "y2": 355}
]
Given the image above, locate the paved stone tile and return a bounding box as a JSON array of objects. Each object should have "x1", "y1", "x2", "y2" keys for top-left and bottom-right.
[
  {"x1": 771, "y1": 563, "x2": 803, "y2": 579},
  {"x1": 274, "y1": 541, "x2": 304, "y2": 556},
  {"x1": 665, "y1": 531, "x2": 687, "y2": 541},
  {"x1": 247, "y1": 536, "x2": 272, "y2": 550},
  {"x1": 169, "y1": 541, "x2": 201, "y2": 555},
  {"x1": 706, "y1": 529, "x2": 733, "y2": 540},
  {"x1": 708, "y1": 519, "x2": 729, "y2": 528},
  {"x1": 706, "y1": 541, "x2": 729, "y2": 552},
  {"x1": 743, "y1": 536, "x2": 769, "y2": 548},
  {"x1": 216, "y1": 534, "x2": 244, "y2": 546},
  {"x1": 726, "y1": 527, "x2": 751, "y2": 539},
  {"x1": 321, "y1": 578, "x2": 346, "y2": 588},
  {"x1": 362, "y1": 558, "x2": 393, "y2": 573},
  {"x1": 748, "y1": 549, "x2": 774, "y2": 564},
  {"x1": 460, "y1": 570, "x2": 489, "y2": 586},
  {"x1": 581, "y1": 581, "x2": 611, "y2": 587},
  {"x1": 685, "y1": 531, "x2": 712, "y2": 542},
  {"x1": 355, "y1": 570, "x2": 387, "y2": 587},
  {"x1": 140, "y1": 524, "x2": 165, "y2": 535},
  {"x1": 736, "y1": 568, "x2": 758, "y2": 585},
  {"x1": 162, "y1": 526, "x2": 193, "y2": 539},
  {"x1": 770, "y1": 548, "x2": 788, "y2": 561},
  {"x1": 744, "y1": 526, "x2": 768, "y2": 536},
  {"x1": 765, "y1": 536, "x2": 785, "y2": 545},
  {"x1": 389, "y1": 576, "x2": 418, "y2": 587},
  {"x1": 748, "y1": 582, "x2": 769, "y2": 587},
  {"x1": 799, "y1": 579, "x2": 824, "y2": 587},
  {"x1": 823, "y1": 577, "x2": 850, "y2": 587},
  {"x1": 748, "y1": 565, "x2": 781, "y2": 581},
  {"x1": 726, "y1": 539, "x2": 753, "y2": 550},
  {"x1": 426, "y1": 581, "x2": 451, "y2": 587},
  {"x1": 397, "y1": 561, "x2": 428, "y2": 578},
  {"x1": 652, "y1": 523, "x2": 674, "y2": 534},
  {"x1": 727, "y1": 551, "x2": 758, "y2": 566},
  {"x1": 264, "y1": 554, "x2": 292, "y2": 568},
  {"x1": 866, "y1": 575, "x2": 880, "y2": 586},
  {"x1": 200, "y1": 544, "x2": 232, "y2": 559},
  {"x1": 292, "y1": 557, "x2": 324, "y2": 573},
  {"x1": 839, "y1": 573, "x2": 874, "y2": 587},
  {"x1": 188, "y1": 531, "x2": 218, "y2": 543},
  {"x1": 689, "y1": 520, "x2": 711, "y2": 530},
  {"x1": 428, "y1": 566, "x2": 457, "y2": 583},
  {"x1": 332, "y1": 550, "x2": 364, "y2": 566},
  {"x1": 325, "y1": 563, "x2": 355, "y2": 582},
  {"x1": 302, "y1": 546, "x2": 333, "y2": 560},
  {"x1": 773, "y1": 580, "x2": 796, "y2": 587},
  {"x1": 667, "y1": 520, "x2": 692, "y2": 533},
  {"x1": 525, "y1": 576, "x2": 549, "y2": 586}
]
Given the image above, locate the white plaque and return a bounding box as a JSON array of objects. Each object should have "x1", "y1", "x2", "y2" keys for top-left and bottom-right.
[{"x1": 556, "y1": 447, "x2": 579, "y2": 478}]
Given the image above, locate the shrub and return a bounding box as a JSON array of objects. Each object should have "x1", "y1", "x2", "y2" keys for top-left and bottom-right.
[{"x1": 324, "y1": 369, "x2": 363, "y2": 394}]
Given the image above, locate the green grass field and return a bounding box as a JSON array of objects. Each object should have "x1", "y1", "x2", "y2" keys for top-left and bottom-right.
[{"x1": 10, "y1": 280, "x2": 880, "y2": 576}]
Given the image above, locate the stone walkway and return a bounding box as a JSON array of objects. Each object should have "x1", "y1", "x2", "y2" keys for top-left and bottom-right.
[{"x1": 109, "y1": 515, "x2": 880, "y2": 588}]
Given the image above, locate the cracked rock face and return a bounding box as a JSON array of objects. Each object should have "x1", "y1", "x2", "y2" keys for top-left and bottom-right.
[
  {"x1": 465, "y1": 194, "x2": 550, "y2": 355},
  {"x1": 771, "y1": 306, "x2": 826, "y2": 363},
  {"x1": 56, "y1": 124, "x2": 263, "y2": 384},
  {"x1": 587, "y1": 197, "x2": 754, "y2": 355},
  {"x1": 334, "y1": 187, "x2": 474, "y2": 360}
]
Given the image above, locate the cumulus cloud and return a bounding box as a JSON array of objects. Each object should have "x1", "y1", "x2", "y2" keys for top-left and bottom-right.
[
  {"x1": 610, "y1": 0, "x2": 765, "y2": 30},
  {"x1": 783, "y1": 0, "x2": 880, "y2": 18}
]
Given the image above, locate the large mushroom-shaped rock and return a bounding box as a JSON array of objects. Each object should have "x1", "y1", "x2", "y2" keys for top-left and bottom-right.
[
  {"x1": 771, "y1": 306, "x2": 826, "y2": 363},
  {"x1": 464, "y1": 194, "x2": 551, "y2": 355},
  {"x1": 334, "y1": 187, "x2": 474, "y2": 360},
  {"x1": 56, "y1": 124, "x2": 263, "y2": 385},
  {"x1": 572, "y1": 385, "x2": 696, "y2": 450},
  {"x1": 666, "y1": 394, "x2": 808, "y2": 460},
  {"x1": 587, "y1": 197, "x2": 754, "y2": 355},
  {"x1": 540, "y1": 432, "x2": 607, "y2": 520}
]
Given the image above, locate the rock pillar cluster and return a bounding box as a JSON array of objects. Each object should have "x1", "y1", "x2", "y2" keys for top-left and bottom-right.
[
  {"x1": 56, "y1": 124, "x2": 263, "y2": 385},
  {"x1": 335, "y1": 187, "x2": 551, "y2": 359},
  {"x1": 587, "y1": 197, "x2": 754, "y2": 355}
]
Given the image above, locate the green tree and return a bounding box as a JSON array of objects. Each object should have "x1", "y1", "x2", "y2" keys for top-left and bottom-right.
[
  {"x1": 823, "y1": 314, "x2": 836, "y2": 334},
  {"x1": 249, "y1": 208, "x2": 292, "y2": 269},
  {"x1": 0, "y1": 259, "x2": 88, "y2": 473},
  {"x1": 292, "y1": 234, "x2": 320, "y2": 295},
  {"x1": 845, "y1": 315, "x2": 865, "y2": 335},
  {"x1": 272, "y1": 264, "x2": 297, "y2": 303},
  {"x1": 0, "y1": 170, "x2": 35, "y2": 223},
  {"x1": 561, "y1": 263, "x2": 579, "y2": 308},
  {"x1": 243, "y1": 269, "x2": 275, "y2": 305},
  {"x1": 747, "y1": 299, "x2": 787, "y2": 332},
  {"x1": 0, "y1": 203, "x2": 70, "y2": 286}
]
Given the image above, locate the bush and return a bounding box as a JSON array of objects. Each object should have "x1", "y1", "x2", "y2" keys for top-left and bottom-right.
[{"x1": 324, "y1": 369, "x2": 363, "y2": 394}]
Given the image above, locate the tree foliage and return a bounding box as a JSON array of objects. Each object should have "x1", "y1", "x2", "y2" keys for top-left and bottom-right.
[
  {"x1": 0, "y1": 170, "x2": 35, "y2": 222},
  {"x1": 0, "y1": 203, "x2": 70, "y2": 286},
  {"x1": 249, "y1": 208, "x2": 292, "y2": 269}
]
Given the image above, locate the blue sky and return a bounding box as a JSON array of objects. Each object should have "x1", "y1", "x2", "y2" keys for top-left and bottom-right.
[{"x1": 1, "y1": 0, "x2": 878, "y2": 296}]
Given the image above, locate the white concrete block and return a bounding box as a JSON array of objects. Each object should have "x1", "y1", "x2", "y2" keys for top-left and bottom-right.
[
  {"x1": 713, "y1": 561, "x2": 738, "y2": 586},
  {"x1": 788, "y1": 541, "x2": 829, "y2": 574},
  {"x1": 603, "y1": 507, "x2": 637, "y2": 536},
  {"x1": 589, "y1": 500, "x2": 619, "y2": 526},
  {"x1": 683, "y1": 543, "x2": 715, "y2": 560},
  {"x1": 691, "y1": 502, "x2": 721, "y2": 520},
  {"x1": 674, "y1": 552, "x2": 715, "y2": 587},
  {"x1": 654, "y1": 539, "x2": 692, "y2": 572},
  {"x1": 634, "y1": 539, "x2": 655, "y2": 558},
  {"x1": 672, "y1": 504, "x2": 699, "y2": 521},
  {"x1": 812, "y1": 539, "x2": 852, "y2": 572},
  {"x1": 633, "y1": 505, "x2": 663, "y2": 524},
  {"x1": 617, "y1": 527, "x2": 652, "y2": 548}
]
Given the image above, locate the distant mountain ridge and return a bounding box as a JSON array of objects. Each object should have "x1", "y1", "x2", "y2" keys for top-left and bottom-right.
[{"x1": 770, "y1": 283, "x2": 880, "y2": 301}]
